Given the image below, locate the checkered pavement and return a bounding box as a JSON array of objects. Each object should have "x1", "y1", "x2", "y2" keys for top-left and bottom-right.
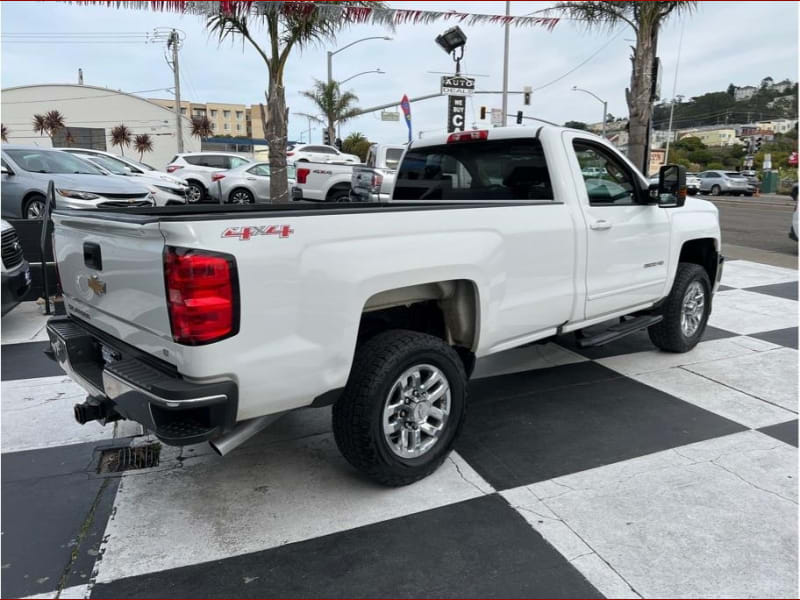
[{"x1": 2, "y1": 260, "x2": 797, "y2": 599}]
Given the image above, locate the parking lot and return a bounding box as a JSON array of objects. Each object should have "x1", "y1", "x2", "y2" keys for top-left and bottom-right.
[{"x1": 1, "y1": 258, "x2": 796, "y2": 599}]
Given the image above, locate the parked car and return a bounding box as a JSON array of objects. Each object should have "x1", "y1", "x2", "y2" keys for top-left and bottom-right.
[
  {"x1": 166, "y1": 153, "x2": 252, "y2": 203},
  {"x1": 1, "y1": 147, "x2": 154, "y2": 219},
  {"x1": 1, "y1": 220, "x2": 32, "y2": 315},
  {"x1": 738, "y1": 170, "x2": 759, "y2": 191},
  {"x1": 790, "y1": 183, "x2": 798, "y2": 242},
  {"x1": 287, "y1": 143, "x2": 360, "y2": 165},
  {"x1": 58, "y1": 148, "x2": 170, "y2": 179},
  {"x1": 48, "y1": 125, "x2": 723, "y2": 487},
  {"x1": 686, "y1": 172, "x2": 701, "y2": 195},
  {"x1": 697, "y1": 170, "x2": 752, "y2": 196},
  {"x1": 350, "y1": 144, "x2": 406, "y2": 202},
  {"x1": 207, "y1": 162, "x2": 297, "y2": 204},
  {"x1": 66, "y1": 152, "x2": 188, "y2": 207},
  {"x1": 291, "y1": 161, "x2": 355, "y2": 202}
]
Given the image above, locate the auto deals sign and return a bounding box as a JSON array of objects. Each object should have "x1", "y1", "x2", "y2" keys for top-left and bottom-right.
[{"x1": 441, "y1": 75, "x2": 475, "y2": 96}]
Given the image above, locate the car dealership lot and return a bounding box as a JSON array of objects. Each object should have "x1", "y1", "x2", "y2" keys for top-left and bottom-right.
[{"x1": 1, "y1": 259, "x2": 797, "y2": 599}]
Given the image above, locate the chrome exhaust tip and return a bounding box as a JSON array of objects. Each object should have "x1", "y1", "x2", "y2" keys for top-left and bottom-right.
[{"x1": 209, "y1": 412, "x2": 285, "y2": 456}]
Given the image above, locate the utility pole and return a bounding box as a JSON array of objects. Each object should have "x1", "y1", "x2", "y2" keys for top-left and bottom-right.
[
  {"x1": 663, "y1": 24, "x2": 684, "y2": 164},
  {"x1": 501, "y1": 1, "x2": 511, "y2": 127},
  {"x1": 168, "y1": 29, "x2": 184, "y2": 152}
]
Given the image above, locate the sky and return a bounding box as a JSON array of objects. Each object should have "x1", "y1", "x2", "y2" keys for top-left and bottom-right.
[{"x1": 1, "y1": 1, "x2": 798, "y2": 144}]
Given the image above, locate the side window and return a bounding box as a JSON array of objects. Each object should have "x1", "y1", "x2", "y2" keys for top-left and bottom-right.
[
  {"x1": 247, "y1": 164, "x2": 270, "y2": 176},
  {"x1": 573, "y1": 142, "x2": 638, "y2": 206},
  {"x1": 320, "y1": 147, "x2": 337, "y2": 155},
  {"x1": 229, "y1": 156, "x2": 249, "y2": 169},
  {"x1": 393, "y1": 138, "x2": 553, "y2": 202}
]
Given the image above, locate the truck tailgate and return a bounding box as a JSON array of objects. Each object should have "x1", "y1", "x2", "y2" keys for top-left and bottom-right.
[{"x1": 52, "y1": 212, "x2": 175, "y2": 363}]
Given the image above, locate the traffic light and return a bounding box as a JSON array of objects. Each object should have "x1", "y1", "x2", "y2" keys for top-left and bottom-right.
[
  {"x1": 755, "y1": 137, "x2": 763, "y2": 152},
  {"x1": 523, "y1": 86, "x2": 531, "y2": 106},
  {"x1": 323, "y1": 129, "x2": 331, "y2": 146},
  {"x1": 335, "y1": 137, "x2": 343, "y2": 150},
  {"x1": 516, "y1": 111, "x2": 523, "y2": 125},
  {"x1": 480, "y1": 106, "x2": 487, "y2": 120}
]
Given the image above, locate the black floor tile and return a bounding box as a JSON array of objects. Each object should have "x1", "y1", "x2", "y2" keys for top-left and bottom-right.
[
  {"x1": 744, "y1": 281, "x2": 798, "y2": 301},
  {"x1": 749, "y1": 327, "x2": 798, "y2": 349},
  {"x1": 717, "y1": 284, "x2": 736, "y2": 292},
  {"x1": 90, "y1": 494, "x2": 602, "y2": 599},
  {"x1": 458, "y1": 363, "x2": 747, "y2": 490},
  {"x1": 1, "y1": 440, "x2": 120, "y2": 598},
  {"x1": 758, "y1": 420, "x2": 798, "y2": 447},
  {"x1": 555, "y1": 324, "x2": 736, "y2": 360},
  {"x1": 1, "y1": 341, "x2": 64, "y2": 381}
]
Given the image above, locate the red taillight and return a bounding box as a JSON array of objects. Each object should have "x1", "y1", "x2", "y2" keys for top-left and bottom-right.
[
  {"x1": 211, "y1": 173, "x2": 226, "y2": 182},
  {"x1": 287, "y1": 152, "x2": 295, "y2": 157},
  {"x1": 296, "y1": 167, "x2": 310, "y2": 184},
  {"x1": 370, "y1": 172, "x2": 384, "y2": 193},
  {"x1": 164, "y1": 247, "x2": 238, "y2": 345},
  {"x1": 166, "y1": 165, "x2": 183, "y2": 173},
  {"x1": 447, "y1": 130, "x2": 489, "y2": 143}
]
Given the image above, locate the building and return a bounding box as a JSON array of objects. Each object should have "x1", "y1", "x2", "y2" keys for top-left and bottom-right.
[
  {"x1": 150, "y1": 98, "x2": 251, "y2": 137},
  {"x1": 677, "y1": 126, "x2": 742, "y2": 147},
  {"x1": 650, "y1": 129, "x2": 676, "y2": 149},
  {"x1": 734, "y1": 86, "x2": 758, "y2": 101},
  {"x1": 1, "y1": 84, "x2": 198, "y2": 168},
  {"x1": 754, "y1": 118, "x2": 798, "y2": 134}
]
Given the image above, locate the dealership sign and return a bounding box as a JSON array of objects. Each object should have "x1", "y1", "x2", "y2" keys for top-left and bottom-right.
[{"x1": 441, "y1": 75, "x2": 475, "y2": 96}]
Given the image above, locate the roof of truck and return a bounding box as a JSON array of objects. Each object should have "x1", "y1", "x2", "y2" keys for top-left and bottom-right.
[{"x1": 410, "y1": 125, "x2": 605, "y2": 149}]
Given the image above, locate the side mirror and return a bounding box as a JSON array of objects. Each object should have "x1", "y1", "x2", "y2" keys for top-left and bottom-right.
[
  {"x1": 123, "y1": 166, "x2": 133, "y2": 174},
  {"x1": 1, "y1": 165, "x2": 11, "y2": 176},
  {"x1": 657, "y1": 164, "x2": 687, "y2": 208}
]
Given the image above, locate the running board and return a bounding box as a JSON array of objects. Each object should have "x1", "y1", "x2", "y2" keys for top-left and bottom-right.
[{"x1": 576, "y1": 315, "x2": 663, "y2": 348}]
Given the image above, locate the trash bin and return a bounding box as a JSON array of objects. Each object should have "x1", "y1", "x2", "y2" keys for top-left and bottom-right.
[{"x1": 761, "y1": 171, "x2": 779, "y2": 194}]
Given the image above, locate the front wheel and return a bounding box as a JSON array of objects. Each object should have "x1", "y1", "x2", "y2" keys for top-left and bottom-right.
[
  {"x1": 333, "y1": 330, "x2": 467, "y2": 486},
  {"x1": 649, "y1": 263, "x2": 711, "y2": 353},
  {"x1": 23, "y1": 194, "x2": 46, "y2": 219},
  {"x1": 186, "y1": 181, "x2": 205, "y2": 203},
  {"x1": 229, "y1": 188, "x2": 254, "y2": 204}
]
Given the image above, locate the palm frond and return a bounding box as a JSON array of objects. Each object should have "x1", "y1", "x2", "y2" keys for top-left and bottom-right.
[
  {"x1": 190, "y1": 116, "x2": 214, "y2": 139},
  {"x1": 32, "y1": 114, "x2": 47, "y2": 136},
  {"x1": 44, "y1": 110, "x2": 66, "y2": 135},
  {"x1": 134, "y1": 133, "x2": 154, "y2": 160},
  {"x1": 110, "y1": 124, "x2": 133, "y2": 155},
  {"x1": 1, "y1": 123, "x2": 8, "y2": 143}
]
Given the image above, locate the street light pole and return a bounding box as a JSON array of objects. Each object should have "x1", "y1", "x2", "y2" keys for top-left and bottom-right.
[
  {"x1": 327, "y1": 36, "x2": 392, "y2": 86},
  {"x1": 339, "y1": 69, "x2": 385, "y2": 85},
  {"x1": 572, "y1": 86, "x2": 608, "y2": 138},
  {"x1": 501, "y1": 1, "x2": 510, "y2": 127}
]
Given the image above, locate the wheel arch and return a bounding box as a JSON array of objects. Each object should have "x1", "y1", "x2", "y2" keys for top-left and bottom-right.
[
  {"x1": 678, "y1": 237, "x2": 719, "y2": 284},
  {"x1": 227, "y1": 186, "x2": 254, "y2": 203},
  {"x1": 326, "y1": 182, "x2": 351, "y2": 202},
  {"x1": 21, "y1": 191, "x2": 46, "y2": 217}
]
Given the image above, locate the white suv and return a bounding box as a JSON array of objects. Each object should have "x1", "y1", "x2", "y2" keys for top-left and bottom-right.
[
  {"x1": 287, "y1": 144, "x2": 360, "y2": 165},
  {"x1": 167, "y1": 153, "x2": 252, "y2": 202}
]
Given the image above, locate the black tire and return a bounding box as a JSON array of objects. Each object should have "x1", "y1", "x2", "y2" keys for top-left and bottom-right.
[
  {"x1": 228, "y1": 188, "x2": 254, "y2": 204},
  {"x1": 648, "y1": 263, "x2": 712, "y2": 353},
  {"x1": 186, "y1": 181, "x2": 205, "y2": 203},
  {"x1": 333, "y1": 330, "x2": 467, "y2": 486},
  {"x1": 327, "y1": 186, "x2": 351, "y2": 203},
  {"x1": 23, "y1": 194, "x2": 46, "y2": 219},
  {"x1": 710, "y1": 185, "x2": 721, "y2": 196}
]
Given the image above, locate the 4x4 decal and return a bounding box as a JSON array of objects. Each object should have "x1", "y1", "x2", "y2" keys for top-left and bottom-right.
[{"x1": 221, "y1": 225, "x2": 294, "y2": 241}]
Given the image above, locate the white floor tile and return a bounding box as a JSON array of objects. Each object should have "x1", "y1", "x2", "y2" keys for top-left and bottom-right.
[
  {"x1": 597, "y1": 336, "x2": 779, "y2": 377},
  {"x1": 709, "y1": 289, "x2": 798, "y2": 335},
  {"x1": 23, "y1": 584, "x2": 90, "y2": 599},
  {"x1": 505, "y1": 431, "x2": 797, "y2": 598},
  {"x1": 473, "y1": 342, "x2": 587, "y2": 379},
  {"x1": 684, "y1": 347, "x2": 798, "y2": 414},
  {"x1": 92, "y1": 436, "x2": 492, "y2": 583},
  {"x1": 631, "y1": 366, "x2": 796, "y2": 429},
  {"x1": 1, "y1": 375, "x2": 114, "y2": 453},
  {"x1": 1, "y1": 301, "x2": 51, "y2": 345},
  {"x1": 721, "y1": 260, "x2": 799, "y2": 289}
]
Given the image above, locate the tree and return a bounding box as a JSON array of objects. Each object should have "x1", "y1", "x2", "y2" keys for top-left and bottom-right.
[
  {"x1": 32, "y1": 110, "x2": 67, "y2": 143},
  {"x1": 564, "y1": 120, "x2": 588, "y2": 130},
  {"x1": 110, "y1": 124, "x2": 132, "y2": 155},
  {"x1": 190, "y1": 116, "x2": 214, "y2": 139},
  {"x1": 674, "y1": 136, "x2": 706, "y2": 152},
  {"x1": 726, "y1": 83, "x2": 736, "y2": 97},
  {"x1": 300, "y1": 79, "x2": 361, "y2": 147},
  {"x1": 207, "y1": 1, "x2": 381, "y2": 204},
  {"x1": 32, "y1": 114, "x2": 47, "y2": 137},
  {"x1": 551, "y1": 1, "x2": 697, "y2": 171},
  {"x1": 342, "y1": 132, "x2": 370, "y2": 161},
  {"x1": 134, "y1": 133, "x2": 154, "y2": 161},
  {"x1": 1, "y1": 123, "x2": 8, "y2": 143}
]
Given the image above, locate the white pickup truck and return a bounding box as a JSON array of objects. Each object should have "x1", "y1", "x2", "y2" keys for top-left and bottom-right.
[
  {"x1": 291, "y1": 162, "x2": 357, "y2": 203},
  {"x1": 350, "y1": 143, "x2": 406, "y2": 202},
  {"x1": 47, "y1": 125, "x2": 723, "y2": 486}
]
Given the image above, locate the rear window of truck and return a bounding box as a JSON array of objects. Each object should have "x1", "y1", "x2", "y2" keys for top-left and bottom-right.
[{"x1": 392, "y1": 138, "x2": 553, "y2": 202}]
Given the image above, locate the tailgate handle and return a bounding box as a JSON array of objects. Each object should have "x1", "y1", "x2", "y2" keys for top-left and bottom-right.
[{"x1": 83, "y1": 242, "x2": 102, "y2": 270}]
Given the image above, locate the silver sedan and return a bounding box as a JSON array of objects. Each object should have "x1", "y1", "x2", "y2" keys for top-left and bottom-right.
[{"x1": 208, "y1": 162, "x2": 297, "y2": 204}]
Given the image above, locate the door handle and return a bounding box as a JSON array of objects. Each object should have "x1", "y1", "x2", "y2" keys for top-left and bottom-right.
[
  {"x1": 590, "y1": 219, "x2": 612, "y2": 231},
  {"x1": 246, "y1": 177, "x2": 257, "y2": 181}
]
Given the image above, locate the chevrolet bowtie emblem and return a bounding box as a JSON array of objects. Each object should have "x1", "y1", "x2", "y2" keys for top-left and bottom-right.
[{"x1": 88, "y1": 275, "x2": 106, "y2": 296}]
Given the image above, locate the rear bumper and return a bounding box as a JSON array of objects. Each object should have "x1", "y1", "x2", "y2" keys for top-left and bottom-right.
[
  {"x1": 1, "y1": 260, "x2": 32, "y2": 316},
  {"x1": 46, "y1": 316, "x2": 238, "y2": 446}
]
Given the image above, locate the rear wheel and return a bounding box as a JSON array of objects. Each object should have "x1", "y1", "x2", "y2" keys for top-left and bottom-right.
[
  {"x1": 710, "y1": 185, "x2": 721, "y2": 196},
  {"x1": 649, "y1": 263, "x2": 711, "y2": 353},
  {"x1": 327, "y1": 186, "x2": 351, "y2": 203},
  {"x1": 229, "y1": 188, "x2": 254, "y2": 204},
  {"x1": 23, "y1": 194, "x2": 46, "y2": 219},
  {"x1": 186, "y1": 181, "x2": 204, "y2": 203},
  {"x1": 333, "y1": 330, "x2": 467, "y2": 486}
]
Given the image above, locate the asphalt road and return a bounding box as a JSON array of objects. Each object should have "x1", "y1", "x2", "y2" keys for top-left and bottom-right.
[{"x1": 704, "y1": 194, "x2": 798, "y2": 268}]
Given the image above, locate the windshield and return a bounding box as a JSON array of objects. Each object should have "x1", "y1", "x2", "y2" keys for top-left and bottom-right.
[
  {"x1": 6, "y1": 149, "x2": 104, "y2": 175},
  {"x1": 129, "y1": 158, "x2": 155, "y2": 171},
  {"x1": 81, "y1": 154, "x2": 128, "y2": 175},
  {"x1": 725, "y1": 172, "x2": 745, "y2": 178}
]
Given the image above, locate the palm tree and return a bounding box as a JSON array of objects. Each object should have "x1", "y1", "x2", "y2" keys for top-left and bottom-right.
[
  {"x1": 207, "y1": 1, "x2": 382, "y2": 204},
  {"x1": 110, "y1": 124, "x2": 132, "y2": 155},
  {"x1": 44, "y1": 110, "x2": 66, "y2": 139},
  {"x1": 190, "y1": 116, "x2": 213, "y2": 139},
  {"x1": 342, "y1": 131, "x2": 370, "y2": 162},
  {"x1": 550, "y1": 1, "x2": 696, "y2": 171},
  {"x1": 1, "y1": 124, "x2": 8, "y2": 143},
  {"x1": 134, "y1": 133, "x2": 154, "y2": 161},
  {"x1": 32, "y1": 114, "x2": 47, "y2": 137},
  {"x1": 300, "y1": 80, "x2": 361, "y2": 148}
]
